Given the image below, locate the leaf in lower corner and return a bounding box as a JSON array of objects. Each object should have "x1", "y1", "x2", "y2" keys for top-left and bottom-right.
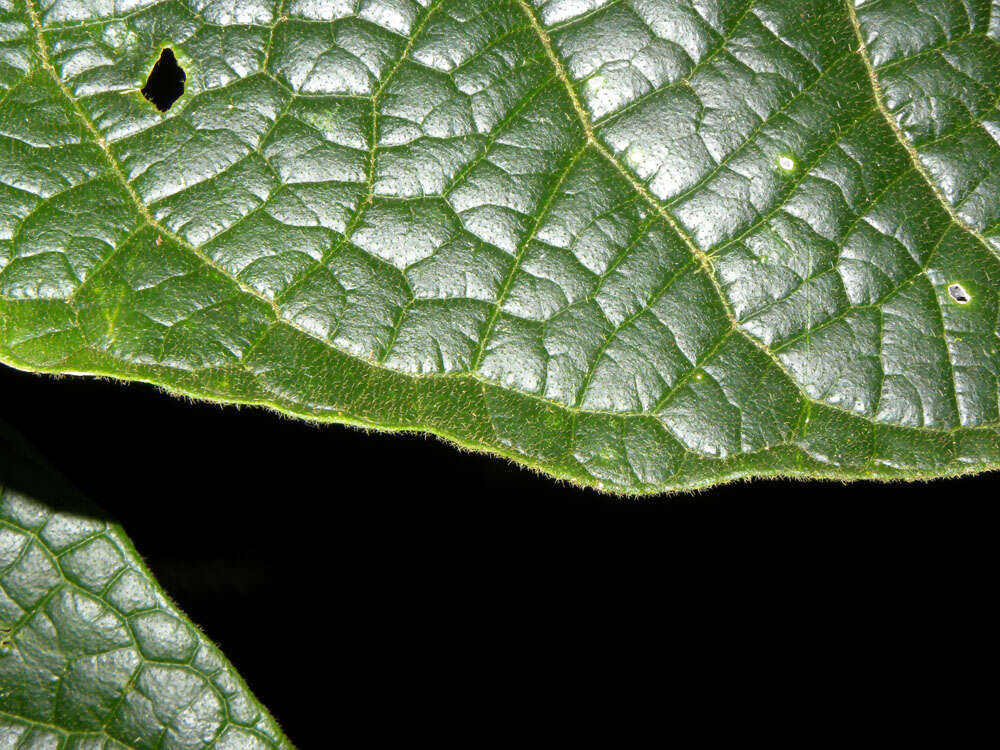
[{"x1": 0, "y1": 425, "x2": 292, "y2": 749}]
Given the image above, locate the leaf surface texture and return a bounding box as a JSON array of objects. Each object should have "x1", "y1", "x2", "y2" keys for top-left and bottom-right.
[{"x1": 2, "y1": 0, "x2": 1000, "y2": 492}]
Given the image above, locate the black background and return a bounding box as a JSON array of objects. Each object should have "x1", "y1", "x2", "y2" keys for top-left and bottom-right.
[{"x1": 2, "y1": 363, "x2": 998, "y2": 744}]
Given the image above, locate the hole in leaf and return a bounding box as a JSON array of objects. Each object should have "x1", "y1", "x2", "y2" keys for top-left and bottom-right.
[
  {"x1": 948, "y1": 283, "x2": 970, "y2": 304},
  {"x1": 141, "y1": 48, "x2": 185, "y2": 112}
]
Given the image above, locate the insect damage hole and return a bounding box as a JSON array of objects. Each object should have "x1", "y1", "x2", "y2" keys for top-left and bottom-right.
[
  {"x1": 948, "y1": 283, "x2": 971, "y2": 304},
  {"x1": 141, "y1": 48, "x2": 185, "y2": 112}
]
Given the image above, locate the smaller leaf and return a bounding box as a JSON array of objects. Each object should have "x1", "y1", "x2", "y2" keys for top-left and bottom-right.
[{"x1": 0, "y1": 425, "x2": 291, "y2": 749}]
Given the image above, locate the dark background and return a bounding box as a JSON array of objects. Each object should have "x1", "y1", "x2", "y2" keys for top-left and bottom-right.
[{"x1": 2, "y1": 363, "x2": 998, "y2": 744}]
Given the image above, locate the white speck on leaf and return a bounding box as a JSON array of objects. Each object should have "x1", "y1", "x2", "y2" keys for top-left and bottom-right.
[
  {"x1": 777, "y1": 154, "x2": 796, "y2": 172},
  {"x1": 626, "y1": 145, "x2": 645, "y2": 167},
  {"x1": 948, "y1": 283, "x2": 970, "y2": 304}
]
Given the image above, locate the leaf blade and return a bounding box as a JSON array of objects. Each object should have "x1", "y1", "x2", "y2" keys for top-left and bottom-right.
[{"x1": 3, "y1": 0, "x2": 1000, "y2": 493}]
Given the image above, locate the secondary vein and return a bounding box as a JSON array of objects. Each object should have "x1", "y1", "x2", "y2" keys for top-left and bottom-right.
[
  {"x1": 514, "y1": 0, "x2": 812, "y2": 414},
  {"x1": 845, "y1": 0, "x2": 1000, "y2": 263}
]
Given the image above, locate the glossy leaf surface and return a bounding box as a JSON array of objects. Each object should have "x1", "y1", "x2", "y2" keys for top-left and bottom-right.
[
  {"x1": 0, "y1": 426, "x2": 290, "y2": 748},
  {"x1": 2, "y1": 0, "x2": 1000, "y2": 492}
]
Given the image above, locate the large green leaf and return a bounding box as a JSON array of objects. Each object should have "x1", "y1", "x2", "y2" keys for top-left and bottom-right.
[
  {"x1": 2, "y1": 0, "x2": 1000, "y2": 493},
  {"x1": 0, "y1": 424, "x2": 291, "y2": 748}
]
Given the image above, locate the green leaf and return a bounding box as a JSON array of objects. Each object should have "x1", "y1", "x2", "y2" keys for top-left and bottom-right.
[
  {"x1": 2, "y1": 0, "x2": 1000, "y2": 493},
  {"x1": 0, "y1": 424, "x2": 291, "y2": 749}
]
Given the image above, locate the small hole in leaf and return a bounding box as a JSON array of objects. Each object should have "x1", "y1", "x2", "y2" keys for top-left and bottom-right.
[
  {"x1": 948, "y1": 283, "x2": 970, "y2": 304},
  {"x1": 141, "y1": 48, "x2": 185, "y2": 112}
]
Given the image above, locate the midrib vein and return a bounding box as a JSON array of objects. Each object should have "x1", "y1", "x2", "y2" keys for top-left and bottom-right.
[{"x1": 844, "y1": 0, "x2": 1000, "y2": 263}]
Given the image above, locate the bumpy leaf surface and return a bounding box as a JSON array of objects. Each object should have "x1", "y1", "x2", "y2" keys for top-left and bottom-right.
[
  {"x1": 2, "y1": 0, "x2": 1000, "y2": 492},
  {"x1": 0, "y1": 427, "x2": 290, "y2": 748}
]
